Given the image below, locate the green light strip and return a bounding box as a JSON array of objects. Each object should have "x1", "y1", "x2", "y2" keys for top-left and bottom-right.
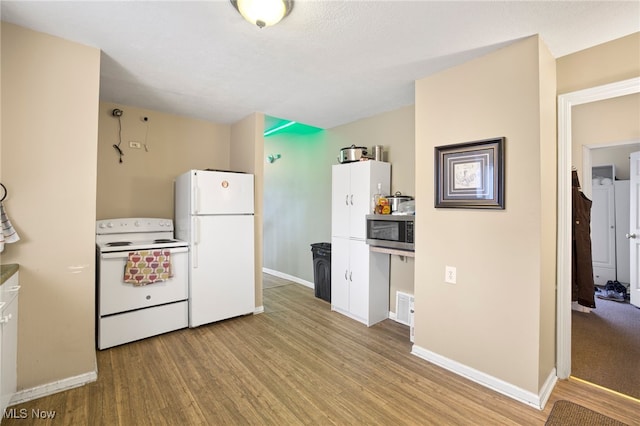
[{"x1": 264, "y1": 121, "x2": 296, "y2": 136}]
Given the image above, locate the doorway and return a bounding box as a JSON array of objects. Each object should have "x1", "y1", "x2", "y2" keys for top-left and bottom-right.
[
  {"x1": 571, "y1": 143, "x2": 640, "y2": 398},
  {"x1": 556, "y1": 77, "x2": 640, "y2": 381}
]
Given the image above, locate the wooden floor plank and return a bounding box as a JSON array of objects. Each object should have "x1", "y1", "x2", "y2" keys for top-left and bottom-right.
[{"x1": 4, "y1": 276, "x2": 639, "y2": 425}]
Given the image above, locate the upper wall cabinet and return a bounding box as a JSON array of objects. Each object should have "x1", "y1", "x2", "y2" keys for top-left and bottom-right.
[{"x1": 331, "y1": 161, "x2": 391, "y2": 240}]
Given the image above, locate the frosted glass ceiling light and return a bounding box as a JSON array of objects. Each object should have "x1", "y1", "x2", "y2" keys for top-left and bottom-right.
[{"x1": 231, "y1": 0, "x2": 293, "y2": 28}]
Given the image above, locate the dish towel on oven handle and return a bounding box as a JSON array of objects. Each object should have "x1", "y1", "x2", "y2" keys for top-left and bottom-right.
[
  {"x1": 123, "y1": 250, "x2": 172, "y2": 286},
  {"x1": 0, "y1": 201, "x2": 20, "y2": 253}
]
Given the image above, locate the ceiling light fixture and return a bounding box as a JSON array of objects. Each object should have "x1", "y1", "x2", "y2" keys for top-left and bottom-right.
[{"x1": 231, "y1": 0, "x2": 294, "y2": 28}]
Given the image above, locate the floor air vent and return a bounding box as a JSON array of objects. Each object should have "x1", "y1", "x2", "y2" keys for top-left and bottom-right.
[{"x1": 395, "y1": 292, "x2": 414, "y2": 326}]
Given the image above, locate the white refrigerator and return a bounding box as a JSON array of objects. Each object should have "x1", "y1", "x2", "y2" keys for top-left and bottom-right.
[{"x1": 175, "y1": 169, "x2": 255, "y2": 328}]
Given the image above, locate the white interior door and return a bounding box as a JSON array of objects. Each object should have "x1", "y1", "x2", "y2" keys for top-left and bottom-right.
[{"x1": 628, "y1": 151, "x2": 640, "y2": 308}]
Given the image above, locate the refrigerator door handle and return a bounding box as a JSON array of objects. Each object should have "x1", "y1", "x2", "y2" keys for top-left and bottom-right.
[
  {"x1": 194, "y1": 174, "x2": 200, "y2": 214},
  {"x1": 193, "y1": 217, "x2": 200, "y2": 269}
]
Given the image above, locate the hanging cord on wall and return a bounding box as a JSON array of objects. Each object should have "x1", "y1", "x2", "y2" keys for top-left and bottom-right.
[
  {"x1": 112, "y1": 108, "x2": 124, "y2": 163},
  {"x1": 142, "y1": 116, "x2": 150, "y2": 152}
]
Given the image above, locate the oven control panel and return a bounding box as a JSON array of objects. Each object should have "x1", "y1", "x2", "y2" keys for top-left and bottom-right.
[{"x1": 96, "y1": 218, "x2": 173, "y2": 234}]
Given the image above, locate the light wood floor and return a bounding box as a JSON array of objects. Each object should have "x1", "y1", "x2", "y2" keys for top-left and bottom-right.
[{"x1": 5, "y1": 274, "x2": 639, "y2": 425}]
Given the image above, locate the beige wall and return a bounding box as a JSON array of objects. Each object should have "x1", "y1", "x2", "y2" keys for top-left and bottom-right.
[
  {"x1": 571, "y1": 94, "x2": 640, "y2": 183},
  {"x1": 230, "y1": 113, "x2": 265, "y2": 309},
  {"x1": 557, "y1": 32, "x2": 640, "y2": 94},
  {"x1": 263, "y1": 106, "x2": 415, "y2": 312},
  {"x1": 97, "y1": 102, "x2": 230, "y2": 220},
  {"x1": 0, "y1": 23, "x2": 100, "y2": 389},
  {"x1": 414, "y1": 36, "x2": 556, "y2": 394}
]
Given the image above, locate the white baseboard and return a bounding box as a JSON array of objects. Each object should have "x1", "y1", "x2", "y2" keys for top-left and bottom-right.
[
  {"x1": 254, "y1": 305, "x2": 264, "y2": 314},
  {"x1": 411, "y1": 345, "x2": 557, "y2": 410},
  {"x1": 10, "y1": 370, "x2": 98, "y2": 406},
  {"x1": 538, "y1": 369, "x2": 558, "y2": 410},
  {"x1": 262, "y1": 268, "x2": 313, "y2": 289}
]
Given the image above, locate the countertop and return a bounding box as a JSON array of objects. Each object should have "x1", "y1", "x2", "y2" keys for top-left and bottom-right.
[{"x1": 0, "y1": 264, "x2": 19, "y2": 285}]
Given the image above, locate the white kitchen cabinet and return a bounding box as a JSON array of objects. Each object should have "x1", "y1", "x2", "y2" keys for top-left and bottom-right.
[
  {"x1": 331, "y1": 238, "x2": 390, "y2": 326},
  {"x1": 332, "y1": 161, "x2": 390, "y2": 240},
  {"x1": 330, "y1": 238, "x2": 350, "y2": 313},
  {"x1": 0, "y1": 270, "x2": 19, "y2": 416},
  {"x1": 331, "y1": 160, "x2": 390, "y2": 326}
]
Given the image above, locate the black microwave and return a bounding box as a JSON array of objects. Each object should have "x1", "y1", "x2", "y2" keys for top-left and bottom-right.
[{"x1": 366, "y1": 214, "x2": 415, "y2": 251}]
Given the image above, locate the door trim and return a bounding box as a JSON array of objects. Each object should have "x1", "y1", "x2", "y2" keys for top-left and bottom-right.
[{"x1": 557, "y1": 77, "x2": 640, "y2": 379}]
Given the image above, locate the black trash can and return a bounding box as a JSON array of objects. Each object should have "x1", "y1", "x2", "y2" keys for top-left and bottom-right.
[{"x1": 310, "y1": 243, "x2": 331, "y2": 302}]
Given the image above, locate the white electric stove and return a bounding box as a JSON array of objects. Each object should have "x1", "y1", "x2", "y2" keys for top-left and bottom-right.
[{"x1": 95, "y1": 218, "x2": 189, "y2": 349}]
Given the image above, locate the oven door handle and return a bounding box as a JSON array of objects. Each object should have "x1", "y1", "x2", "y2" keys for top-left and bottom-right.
[
  {"x1": 100, "y1": 252, "x2": 131, "y2": 260},
  {"x1": 100, "y1": 247, "x2": 189, "y2": 259}
]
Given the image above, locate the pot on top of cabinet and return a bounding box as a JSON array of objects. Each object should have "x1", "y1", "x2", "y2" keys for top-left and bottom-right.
[{"x1": 338, "y1": 145, "x2": 368, "y2": 163}]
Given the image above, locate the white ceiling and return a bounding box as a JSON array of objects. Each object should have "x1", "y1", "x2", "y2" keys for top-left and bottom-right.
[{"x1": 2, "y1": 1, "x2": 639, "y2": 130}]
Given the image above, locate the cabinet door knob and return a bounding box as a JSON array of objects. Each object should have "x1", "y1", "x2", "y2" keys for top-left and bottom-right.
[
  {"x1": 345, "y1": 195, "x2": 349, "y2": 206},
  {"x1": 350, "y1": 194, "x2": 354, "y2": 205},
  {"x1": 626, "y1": 233, "x2": 637, "y2": 239}
]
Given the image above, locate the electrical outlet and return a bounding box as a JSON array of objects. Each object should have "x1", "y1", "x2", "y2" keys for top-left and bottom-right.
[
  {"x1": 129, "y1": 141, "x2": 141, "y2": 149},
  {"x1": 445, "y1": 266, "x2": 457, "y2": 284}
]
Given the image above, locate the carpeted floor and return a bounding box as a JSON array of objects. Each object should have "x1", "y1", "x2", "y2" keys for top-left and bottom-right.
[
  {"x1": 546, "y1": 400, "x2": 628, "y2": 425},
  {"x1": 572, "y1": 296, "x2": 640, "y2": 400}
]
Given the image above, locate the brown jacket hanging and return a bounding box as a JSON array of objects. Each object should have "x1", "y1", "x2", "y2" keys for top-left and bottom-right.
[{"x1": 572, "y1": 170, "x2": 596, "y2": 308}]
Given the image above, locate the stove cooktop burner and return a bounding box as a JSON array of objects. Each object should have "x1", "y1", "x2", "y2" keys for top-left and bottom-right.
[{"x1": 106, "y1": 242, "x2": 132, "y2": 247}]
